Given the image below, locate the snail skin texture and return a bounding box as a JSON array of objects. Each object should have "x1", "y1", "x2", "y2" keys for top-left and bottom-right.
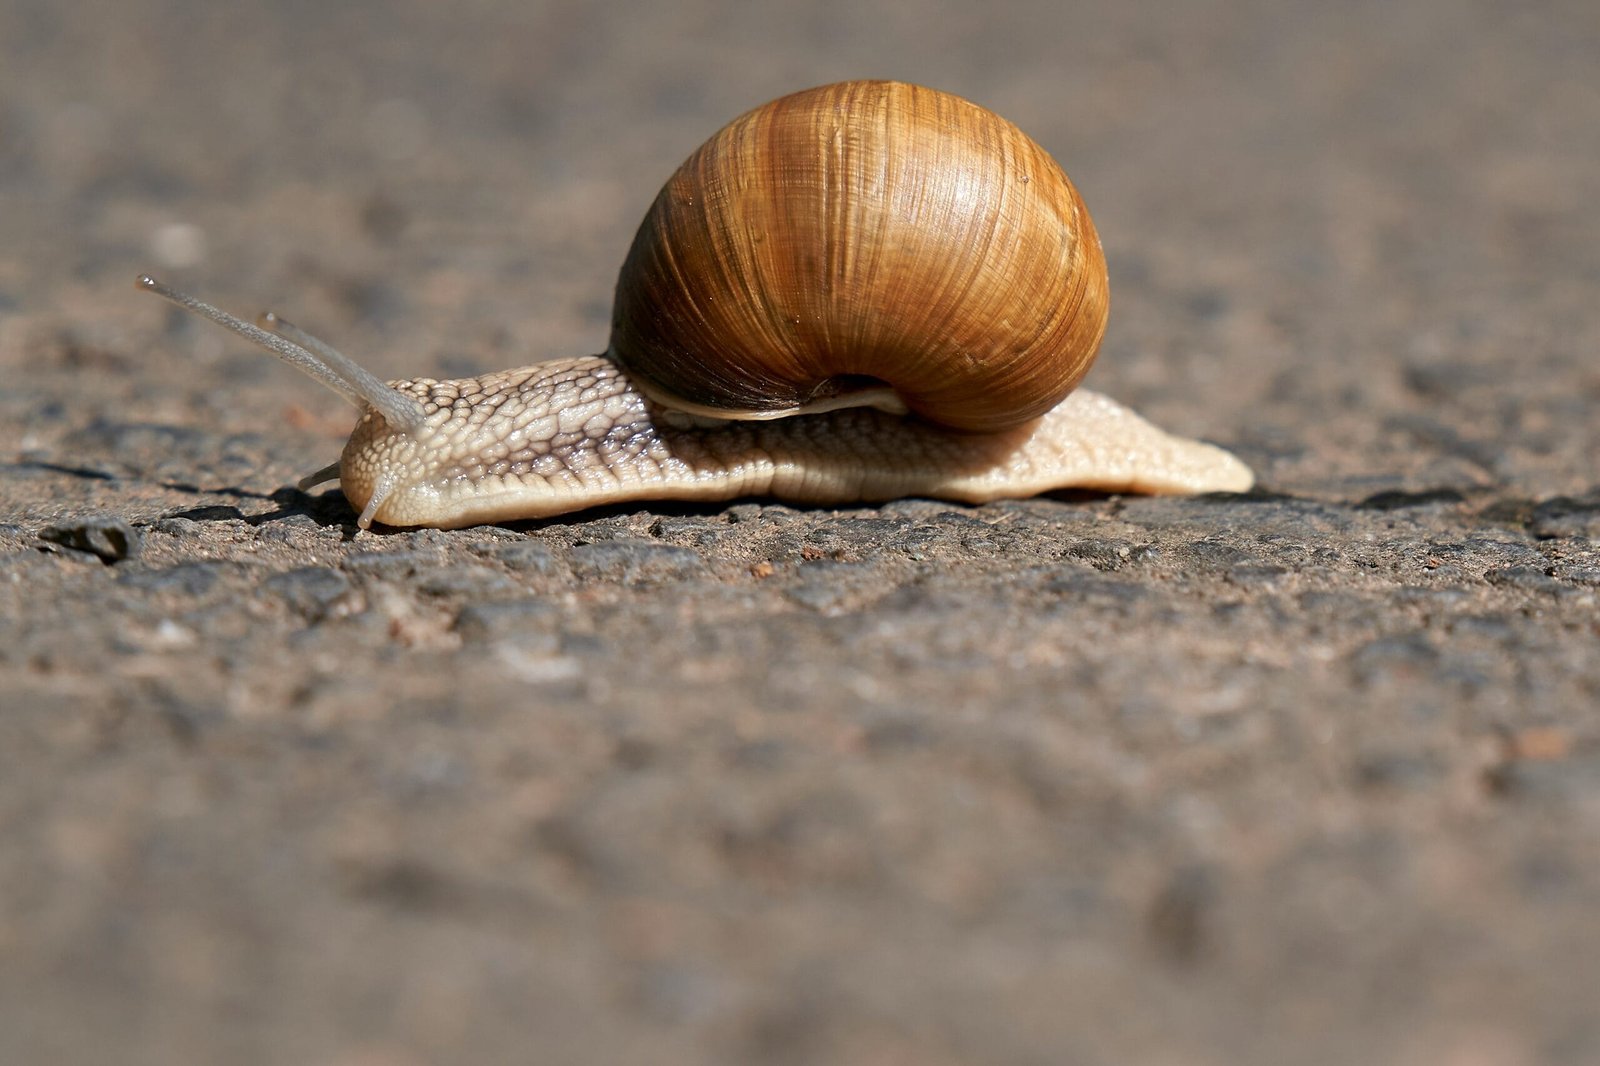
[{"x1": 139, "y1": 81, "x2": 1252, "y2": 531}]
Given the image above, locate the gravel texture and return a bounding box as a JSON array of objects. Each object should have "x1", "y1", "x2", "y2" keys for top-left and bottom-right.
[{"x1": 3, "y1": 2, "x2": 1599, "y2": 1064}]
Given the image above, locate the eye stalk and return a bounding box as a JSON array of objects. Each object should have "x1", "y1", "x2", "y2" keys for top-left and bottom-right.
[{"x1": 136, "y1": 274, "x2": 426, "y2": 435}]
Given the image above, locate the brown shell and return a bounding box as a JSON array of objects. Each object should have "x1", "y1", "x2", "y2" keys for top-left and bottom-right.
[{"x1": 608, "y1": 80, "x2": 1109, "y2": 433}]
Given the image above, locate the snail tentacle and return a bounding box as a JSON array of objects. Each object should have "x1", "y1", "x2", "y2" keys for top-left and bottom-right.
[
  {"x1": 138, "y1": 276, "x2": 428, "y2": 435},
  {"x1": 296, "y1": 462, "x2": 343, "y2": 492}
]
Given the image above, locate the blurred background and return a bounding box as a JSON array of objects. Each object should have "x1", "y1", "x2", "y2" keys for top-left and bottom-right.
[{"x1": 3, "y1": 2, "x2": 1599, "y2": 1064}]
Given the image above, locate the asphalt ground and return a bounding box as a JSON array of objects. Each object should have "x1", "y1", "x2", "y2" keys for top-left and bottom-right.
[{"x1": 2, "y1": 2, "x2": 1598, "y2": 1063}]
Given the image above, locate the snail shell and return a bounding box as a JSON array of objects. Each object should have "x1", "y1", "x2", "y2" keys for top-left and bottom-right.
[{"x1": 610, "y1": 80, "x2": 1109, "y2": 433}]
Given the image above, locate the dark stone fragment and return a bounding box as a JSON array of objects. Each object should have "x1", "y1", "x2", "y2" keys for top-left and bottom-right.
[
  {"x1": 648, "y1": 516, "x2": 727, "y2": 540},
  {"x1": 125, "y1": 683, "x2": 218, "y2": 747},
  {"x1": 1516, "y1": 851, "x2": 1580, "y2": 900},
  {"x1": 1354, "y1": 751, "x2": 1443, "y2": 790},
  {"x1": 754, "y1": 504, "x2": 801, "y2": 524},
  {"x1": 860, "y1": 715, "x2": 934, "y2": 754},
  {"x1": 263, "y1": 567, "x2": 352, "y2": 618},
  {"x1": 1145, "y1": 865, "x2": 1216, "y2": 965},
  {"x1": 1476, "y1": 497, "x2": 1536, "y2": 526},
  {"x1": 1527, "y1": 491, "x2": 1600, "y2": 539},
  {"x1": 339, "y1": 855, "x2": 462, "y2": 912},
  {"x1": 1350, "y1": 633, "x2": 1438, "y2": 681},
  {"x1": 894, "y1": 525, "x2": 954, "y2": 557},
  {"x1": 1046, "y1": 570, "x2": 1146, "y2": 605},
  {"x1": 38, "y1": 515, "x2": 142, "y2": 563},
  {"x1": 152, "y1": 516, "x2": 203, "y2": 537},
  {"x1": 1188, "y1": 539, "x2": 1256, "y2": 568},
  {"x1": 612, "y1": 736, "x2": 659, "y2": 769},
  {"x1": 1463, "y1": 536, "x2": 1548, "y2": 568},
  {"x1": 1484, "y1": 566, "x2": 1560, "y2": 592},
  {"x1": 481, "y1": 541, "x2": 561, "y2": 574},
  {"x1": 1356, "y1": 488, "x2": 1467, "y2": 511},
  {"x1": 1060, "y1": 537, "x2": 1132, "y2": 571},
  {"x1": 1186, "y1": 287, "x2": 1229, "y2": 320},
  {"x1": 931, "y1": 509, "x2": 994, "y2": 529},
  {"x1": 1449, "y1": 614, "x2": 1516, "y2": 639},
  {"x1": 359, "y1": 192, "x2": 408, "y2": 243},
  {"x1": 876, "y1": 498, "x2": 952, "y2": 519},
  {"x1": 1484, "y1": 754, "x2": 1600, "y2": 802},
  {"x1": 252, "y1": 513, "x2": 326, "y2": 543},
  {"x1": 163, "y1": 505, "x2": 247, "y2": 524},
  {"x1": 412, "y1": 565, "x2": 517, "y2": 598},
  {"x1": 453, "y1": 599, "x2": 559, "y2": 642},
  {"x1": 1298, "y1": 589, "x2": 1367, "y2": 612},
  {"x1": 558, "y1": 632, "x2": 606, "y2": 658},
  {"x1": 343, "y1": 550, "x2": 437, "y2": 577},
  {"x1": 801, "y1": 517, "x2": 910, "y2": 559},
  {"x1": 569, "y1": 539, "x2": 704, "y2": 582},
  {"x1": 1402, "y1": 361, "x2": 1500, "y2": 398},
  {"x1": 1226, "y1": 564, "x2": 1287, "y2": 585},
  {"x1": 724, "y1": 738, "x2": 790, "y2": 770},
  {"x1": 120, "y1": 562, "x2": 225, "y2": 596},
  {"x1": 784, "y1": 561, "x2": 877, "y2": 613}
]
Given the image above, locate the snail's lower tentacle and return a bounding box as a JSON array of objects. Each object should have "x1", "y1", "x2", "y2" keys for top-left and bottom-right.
[
  {"x1": 355, "y1": 473, "x2": 399, "y2": 530},
  {"x1": 297, "y1": 462, "x2": 342, "y2": 492}
]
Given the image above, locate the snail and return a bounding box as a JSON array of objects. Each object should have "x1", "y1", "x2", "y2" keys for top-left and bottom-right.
[{"x1": 139, "y1": 80, "x2": 1252, "y2": 531}]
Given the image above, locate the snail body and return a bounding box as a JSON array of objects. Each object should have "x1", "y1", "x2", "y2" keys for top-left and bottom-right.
[
  {"x1": 330, "y1": 356, "x2": 1248, "y2": 529},
  {"x1": 139, "y1": 81, "x2": 1252, "y2": 531}
]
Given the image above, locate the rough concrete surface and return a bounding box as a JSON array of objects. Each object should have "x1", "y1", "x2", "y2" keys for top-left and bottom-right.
[{"x1": 3, "y1": 2, "x2": 1599, "y2": 1064}]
